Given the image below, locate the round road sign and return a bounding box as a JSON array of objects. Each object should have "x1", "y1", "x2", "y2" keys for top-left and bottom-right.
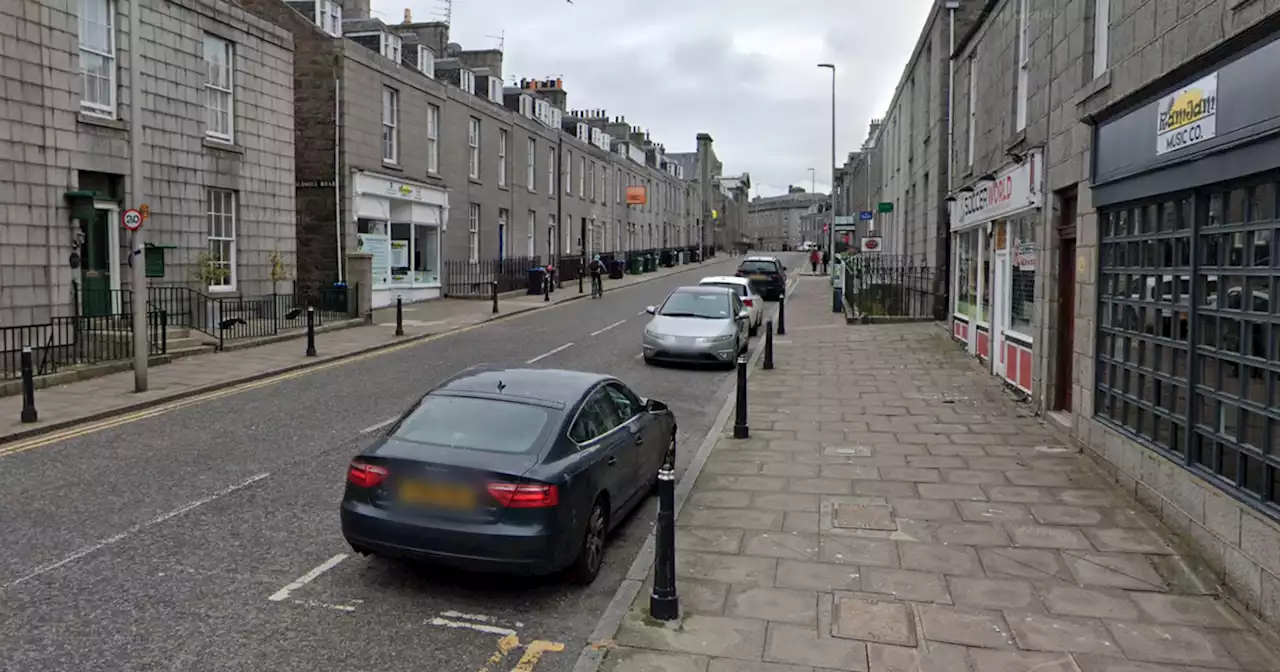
[
  {"x1": 122, "y1": 209, "x2": 143, "y2": 231},
  {"x1": 864, "y1": 238, "x2": 880, "y2": 251}
]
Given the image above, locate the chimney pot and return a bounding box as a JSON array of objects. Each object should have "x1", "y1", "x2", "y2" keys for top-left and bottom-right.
[{"x1": 403, "y1": 8, "x2": 411, "y2": 23}]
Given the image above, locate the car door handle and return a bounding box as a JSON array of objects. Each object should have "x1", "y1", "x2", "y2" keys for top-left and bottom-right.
[
  {"x1": 632, "y1": 429, "x2": 644, "y2": 444},
  {"x1": 607, "y1": 456, "x2": 618, "y2": 466}
]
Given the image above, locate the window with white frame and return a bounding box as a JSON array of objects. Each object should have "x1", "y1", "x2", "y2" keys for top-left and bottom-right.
[
  {"x1": 519, "y1": 95, "x2": 532, "y2": 118},
  {"x1": 548, "y1": 146, "x2": 556, "y2": 194},
  {"x1": 579, "y1": 156, "x2": 586, "y2": 197},
  {"x1": 427, "y1": 104, "x2": 439, "y2": 173},
  {"x1": 589, "y1": 161, "x2": 596, "y2": 200},
  {"x1": 460, "y1": 69, "x2": 475, "y2": 95},
  {"x1": 206, "y1": 188, "x2": 236, "y2": 290},
  {"x1": 527, "y1": 138, "x2": 536, "y2": 190},
  {"x1": 79, "y1": 0, "x2": 116, "y2": 116},
  {"x1": 203, "y1": 34, "x2": 234, "y2": 141},
  {"x1": 617, "y1": 168, "x2": 622, "y2": 203},
  {"x1": 966, "y1": 53, "x2": 977, "y2": 166},
  {"x1": 468, "y1": 204, "x2": 480, "y2": 262},
  {"x1": 381, "y1": 32, "x2": 401, "y2": 63},
  {"x1": 468, "y1": 117, "x2": 480, "y2": 179},
  {"x1": 315, "y1": 0, "x2": 341, "y2": 37},
  {"x1": 498, "y1": 208, "x2": 510, "y2": 257},
  {"x1": 417, "y1": 46, "x2": 434, "y2": 78},
  {"x1": 548, "y1": 214, "x2": 557, "y2": 258},
  {"x1": 382, "y1": 87, "x2": 398, "y2": 163},
  {"x1": 1093, "y1": 0, "x2": 1110, "y2": 78},
  {"x1": 1015, "y1": 0, "x2": 1029, "y2": 131},
  {"x1": 564, "y1": 150, "x2": 573, "y2": 194},
  {"x1": 527, "y1": 210, "x2": 536, "y2": 257},
  {"x1": 488, "y1": 77, "x2": 502, "y2": 103},
  {"x1": 599, "y1": 166, "x2": 605, "y2": 203},
  {"x1": 565, "y1": 216, "x2": 572, "y2": 251},
  {"x1": 498, "y1": 129, "x2": 508, "y2": 187}
]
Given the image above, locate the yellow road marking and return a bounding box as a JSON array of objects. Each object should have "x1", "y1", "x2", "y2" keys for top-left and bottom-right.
[
  {"x1": 0, "y1": 261, "x2": 740, "y2": 459},
  {"x1": 477, "y1": 633, "x2": 521, "y2": 672},
  {"x1": 511, "y1": 640, "x2": 564, "y2": 672}
]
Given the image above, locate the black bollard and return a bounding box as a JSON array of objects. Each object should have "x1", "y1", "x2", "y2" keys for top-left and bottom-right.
[
  {"x1": 649, "y1": 460, "x2": 679, "y2": 621},
  {"x1": 776, "y1": 293, "x2": 787, "y2": 336},
  {"x1": 394, "y1": 296, "x2": 405, "y2": 337},
  {"x1": 19, "y1": 346, "x2": 37, "y2": 423},
  {"x1": 763, "y1": 320, "x2": 774, "y2": 370},
  {"x1": 733, "y1": 354, "x2": 749, "y2": 439},
  {"x1": 491, "y1": 280, "x2": 499, "y2": 314},
  {"x1": 543, "y1": 270, "x2": 550, "y2": 302},
  {"x1": 305, "y1": 306, "x2": 317, "y2": 357},
  {"x1": 578, "y1": 266, "x2": 584, "y2": 294}
]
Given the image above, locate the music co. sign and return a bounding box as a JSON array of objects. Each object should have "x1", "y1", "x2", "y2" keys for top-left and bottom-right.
[{"x1": 950, "y1": 149, "x2": 1042, "y2": 231}]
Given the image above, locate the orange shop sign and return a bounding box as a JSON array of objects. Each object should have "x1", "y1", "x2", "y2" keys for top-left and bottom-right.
[{"x1": 625, "y1": 186, "x2": 647, "y2": 205}]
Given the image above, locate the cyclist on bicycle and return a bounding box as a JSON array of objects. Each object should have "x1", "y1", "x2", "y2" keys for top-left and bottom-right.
[{"x1": 588, "y1": 255, "x2": 605, "y2": 297}]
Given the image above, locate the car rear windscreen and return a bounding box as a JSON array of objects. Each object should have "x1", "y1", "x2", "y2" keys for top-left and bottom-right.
[
  {"x1": 738, "y1": 260, "x2": 779, "y2": 274},
  {"x1": 390, "y1": 395, "x2": 552, "y2": 453},
  {"x1": 704, "y1": 282, "x2": 747, "y2": 296}
]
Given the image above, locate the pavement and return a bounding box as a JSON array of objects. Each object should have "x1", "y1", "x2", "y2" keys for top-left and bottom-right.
[
  {"x1": 0, "y1": 257, "x2": 727, "y2": 445},
  {"x1": 595, "y1": 275, "x2": 1280, "y2": 672},
  {"x1": 0, "y1": 251, "x2": 806, "y2": 672}
]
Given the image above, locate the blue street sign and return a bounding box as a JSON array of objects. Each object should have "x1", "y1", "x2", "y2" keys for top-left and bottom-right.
[{"x1": 859, "y1": 211, "x2": 874, "y2": 221}]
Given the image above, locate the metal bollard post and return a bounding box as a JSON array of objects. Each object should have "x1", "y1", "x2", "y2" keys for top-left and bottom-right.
[
  {"x1": 649, "y1": 460, "x2": 679, "y2": 621},
  {"x1": 543, "y1": 271, "x2": 551, "y2": 302},
  {"x1": 733, "y1": 354, "x2": 749, "y2": 439},
  {"x1": 492, "y1": 280, "x2": 499, "y2": 314},
  {"x1": 578, "y1": 267, "x2": 584, "y2": 294},
  {"x1": 19, "y1": 346, "x2": 37, "y2": 423},
  {"x1": 160, "y1": 309, "x2": 168, "y2": 354},
  {"x1": 305, "y1": 306, "x2": 317, "y2": 357},
  {"x1": 394, "y1": 296, "x2": 405, "y2": 337},
  {"x1": 763, "y1": 320, "x2": 774, "y2": 370},
  {"x1": 776, "y1": 293, "x2": 787, "y2": 336}
]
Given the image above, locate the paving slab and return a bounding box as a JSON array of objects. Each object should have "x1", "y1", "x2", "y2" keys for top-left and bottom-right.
[
  {"x1": 832, "y1": 596, "x2": 917, "y2": 647},
  {"x1": 615, "y1": 609, "x2": 767, "y2": 661}
]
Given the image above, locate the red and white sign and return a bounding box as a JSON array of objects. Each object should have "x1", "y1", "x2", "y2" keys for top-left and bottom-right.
[
  {"x1": 861, "y1": 236, "x2": 882, "y2": 253},
  {"x1": 950, "y1": 148, "x2": 1042, "y2": 231},
  {"x1": 122, "y1": 208, "x2": 143, "y2": 231}
]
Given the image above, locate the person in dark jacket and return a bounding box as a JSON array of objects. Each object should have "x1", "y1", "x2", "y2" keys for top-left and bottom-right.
[{"x1": 821, "y1": 248, "x2": 831, "y2": 274}]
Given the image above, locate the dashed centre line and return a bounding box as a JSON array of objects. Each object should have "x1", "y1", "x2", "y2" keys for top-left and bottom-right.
[
  {"x1": 525, "y1": 343, "x2": 574, "y2": 364},
  {"x1": 589, "y1": 319, "x2": 627, "y2": 337}
]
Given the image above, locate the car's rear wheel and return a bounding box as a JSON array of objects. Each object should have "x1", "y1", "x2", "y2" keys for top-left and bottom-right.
[
  {"x1": 749, "y1": 321, "x2": 759, "y2": 337},
  {"x1": 566, "y1": 499, "x2": 607, "y2": 585}
]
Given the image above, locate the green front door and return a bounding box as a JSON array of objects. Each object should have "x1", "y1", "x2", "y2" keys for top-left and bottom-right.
[{"x1": 80, "y1": 209, "x2": 112, "y2": 317}]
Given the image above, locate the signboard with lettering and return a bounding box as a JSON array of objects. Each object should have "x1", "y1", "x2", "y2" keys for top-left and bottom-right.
[
  {"x1": 1156, "y1": 72, "x2": 1217, "y2": 156},
  {"x1": 950, "y1": 149, "x2": 1043, "y2": 231},
  {"x1": 626, "y1": 186, "x2": 647, "y2": 205}
]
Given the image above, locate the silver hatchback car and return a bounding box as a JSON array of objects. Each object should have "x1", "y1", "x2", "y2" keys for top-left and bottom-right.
[{"x1": 642, "y1": 286, "x2": 750, "y2": 368}]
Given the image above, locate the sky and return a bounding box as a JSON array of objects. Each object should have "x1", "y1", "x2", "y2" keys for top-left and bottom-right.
[{"x1": 370, "y1": 0, "x2": 934, "y2": 198}]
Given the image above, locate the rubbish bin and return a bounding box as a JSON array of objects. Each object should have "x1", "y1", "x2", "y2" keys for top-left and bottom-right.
[
  {"x1": 646, "y1": 253, "x2": 657, "y2": 273},
  {"x1": 609, "y1": 260, "x2": 625, "y2": 279},
  {"x1": 527, "y1": 267, "x2": 545, "y2": 295},
  {"x1": 629, "y1": 255, "x2": 644, "y2": 275}
]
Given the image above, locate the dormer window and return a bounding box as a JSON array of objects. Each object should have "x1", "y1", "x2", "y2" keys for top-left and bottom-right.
[
  {"x1": 315, "y1": 0, "x2": 342, "y2": 37},
  {"x1": 488, "y1": 77, "x2": 502, "y2": 104},
  {"x1": 380, "y1": 32, "x2": 401, "y2": 63},
  {"x1": 460, "y1": 69, "x2": 475, "y2": 95},
  {"x1": 416, "y1": 46, "x2": 434, "y2": 78},
  {"x1": 550, "y1": 107, "x2": 562, "y2": 130},
  {"x1": 518, "y1": 94, "x2": 532, "y2": 118},
  {"x1": 577, "y1": 123, "x2": 589, "y2": 143}
]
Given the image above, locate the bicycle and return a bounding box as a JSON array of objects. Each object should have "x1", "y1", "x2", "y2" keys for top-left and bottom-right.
[{"x1": 591, "y1": 274, "x2": 603, "y2": 299}]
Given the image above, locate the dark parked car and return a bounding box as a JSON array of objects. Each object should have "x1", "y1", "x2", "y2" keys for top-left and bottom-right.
[
  {"x1": 735, "y1": 255, "x2": 787, "y2": 300},
  {"x1": 341, "y1": 367, "x2": 677, "y2": 584}
]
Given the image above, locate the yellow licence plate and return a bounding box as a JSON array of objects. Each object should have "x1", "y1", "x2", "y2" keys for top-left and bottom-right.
[{"x1": 399, "y1": 481, "x2": 477, "y2": 509}]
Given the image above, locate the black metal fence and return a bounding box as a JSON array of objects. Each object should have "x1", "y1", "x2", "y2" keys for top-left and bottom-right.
[
  {"x1": 1, "y1": 309, "x2": 168, "y2": 380},
  {"x1": 148, "y1": 283, "x2": 357, "y2": 350},
  {"x1": 840, "y1": 255, "x2": 942, "y2": 320},
  {"x1": 443, "y1": 256, "x2": 543, "y2": 297}
]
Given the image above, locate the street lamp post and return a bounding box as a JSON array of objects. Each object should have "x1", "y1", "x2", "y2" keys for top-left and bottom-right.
[
  {"x1": 807, "y1": 167, "x2": 815, "y2": 194},
  {"x1": 818, "y1": 63, "x2": 836, "y2": 261}
]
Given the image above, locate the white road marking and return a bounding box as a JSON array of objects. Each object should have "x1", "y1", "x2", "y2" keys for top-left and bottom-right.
[
  {"x1": 525, "y1": 342, "x2": 574, "y2": 364},
  {"x1": 292, "y1": 598, "x2": 359, "y2": 613},
  {"x1": 441, "y1": 610, "x2": 498, "y2": 623},
  {"x1": 268, "y1": 553, "x2": 349, "y2": 602},
  {"x1": 590, "y1": 319, "x2": 627, "y2": 337},
  {"x1": 636, "y1": 310, "x2": 647, "y2": 316},
  {"x1": 7, "y1": 472, "x2": 271, "y2": 588},
  {"x1": 427, "y1": 616, "x2": 517, "y2": 636},
  {"x1": 360, "y1": 416, "x2": 398, "y2": 434}
]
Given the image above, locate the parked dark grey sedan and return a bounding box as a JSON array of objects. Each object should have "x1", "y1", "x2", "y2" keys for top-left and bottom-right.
[{"x1": 340, "y1": 367, "x2": 677, "y2": 584}]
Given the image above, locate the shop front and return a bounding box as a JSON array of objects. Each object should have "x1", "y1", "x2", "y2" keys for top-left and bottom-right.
[
  {"x1": 352, "y1": 171, "x2": 449, "y2": 309},
  {"x1": 949, "y1": 149, "x2": 1043, "y2": 393},
  {"x1": 1088, "y1": 31, "x2": 1280, "y2": 512}
]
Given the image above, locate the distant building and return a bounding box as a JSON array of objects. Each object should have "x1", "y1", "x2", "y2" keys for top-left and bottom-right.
[{"x1": 747, "y1": 187, "x2": 827, "y2": 250}]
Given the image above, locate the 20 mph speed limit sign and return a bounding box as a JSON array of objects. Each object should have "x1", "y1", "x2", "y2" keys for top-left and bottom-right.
[{"x1": 122, "y1": 208, "x2": 143, "y2": 231}]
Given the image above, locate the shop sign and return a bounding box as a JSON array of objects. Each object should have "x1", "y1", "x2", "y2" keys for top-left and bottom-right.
[
  {"x1": 390, "y1": 240, "x2": 409, "y2": 280},
  {"x1": 1014, "y1": 241, "x2": 1036, "y2": 271},
  {"x1": 354, "y1": 172, "x2": 445, "y2": 206},
  {"x1": 1156, "y1": 72, "x2": 1218, "y2": 156},
  {"x1": 951, "y1": 150, "x2": 1042, "y2": 231}
]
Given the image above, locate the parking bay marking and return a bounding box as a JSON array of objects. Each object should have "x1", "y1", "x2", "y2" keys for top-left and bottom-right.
[
  {"x1": 360, "y1": 416, "x2": 399, "y2": 434},
  {"x1": 589, "y1": 319, "x2": 627, "y2": 337},
  {"x1": 5, "y1": 471, "x2": 271, "y2": 589},
  {"x1": 475, "y1": 634, "x2": 565, "y2": 672},
  {"x1": 268, "y1": 553, "x2": 349, "y2": 602},
  {"x1": 525, "y1": 343, "x2": 574, "y2": 364}
]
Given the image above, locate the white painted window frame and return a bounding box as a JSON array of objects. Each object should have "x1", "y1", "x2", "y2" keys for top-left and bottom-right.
[
  {"x1": 468, "y1": 203, "x2": 480, "y2": 263},
  {"x1": 206, "y1": 188, "x2": 237, "y2": 292},
  {"x1": 203, "y1": 34, "x2": 234, "y2": 142},
  {"x1": 78, "y1": 0, "x2": 117, "y2": 117},
  {"x1": 526, "y1": 138, "x2": 536, "y2": 190},
  {"x1": 1093, "y1": 0, "x2": 1110, "y2": 79},
  {"x1": 427, "y1": 104, "x2": 439, "y2": 174},
  {"x1": 1015, "y1": 0, "x2": 1029, "y2": 131},
  {"x1": 382, "y1": 87, "x2": 398, "y2": 164},
  {"x1": 468, "y1": 117, "x2": 480, "y2": 179},
  {"x1": 498, "y1": 129, "x2": 508, "y2": 187}
]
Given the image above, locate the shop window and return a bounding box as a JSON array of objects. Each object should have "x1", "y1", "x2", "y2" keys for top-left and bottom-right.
[
  {"x1": 1009, "y1": 216, "x2": 1036, "y2": 335},
  {"x1": 1096, "y1": 174, "x2": 1280, "y2": 512},
  {"x1": 955, "y1": 229, "x2": 979, "y2": 318},
  {"x1": 414, "y1": 224, "x2": 438, "y2": 283},
  {"x1": 390, "y1": 222, "x2": 411, "y2": 281}
]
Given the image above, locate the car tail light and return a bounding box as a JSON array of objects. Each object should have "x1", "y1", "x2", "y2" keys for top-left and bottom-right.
[
  {"x1": 347, "y1": 461, "x2": 388, "y2": 488},
  {"x1": 743, "y1": 298, "x2": 754, "y2": 307},
  {"x1": 488, "y1": 482, "x2": 559, "y2": 508}
]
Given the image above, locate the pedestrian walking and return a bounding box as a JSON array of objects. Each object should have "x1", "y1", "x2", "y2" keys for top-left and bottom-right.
[
  {"x1": 809, "y1": 247, "x2": 820, "y2": 274},
  {"x1": 821, "y1": 248, "x2": 831, "y2": 275}
]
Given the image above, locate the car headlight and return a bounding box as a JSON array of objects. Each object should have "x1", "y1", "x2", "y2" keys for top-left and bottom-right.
[
  {"x1": 699, "y1": 334, "x2": 734, "y2": 344},
  {"x1": 645, "y1": 329, "x2": 670, "y2": 341}
]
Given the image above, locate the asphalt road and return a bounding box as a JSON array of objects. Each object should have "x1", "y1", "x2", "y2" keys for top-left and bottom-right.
[{"x1": 0, "y1": 252, "x2": 807, "y2": 672}]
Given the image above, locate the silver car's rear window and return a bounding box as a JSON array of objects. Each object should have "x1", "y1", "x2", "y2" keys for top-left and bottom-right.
[
  {"x1": 390, "y1": 395, "x2": 552, "y2": 454},
  {"x1": 703, "y1": 282, "x2": 748, "y2": 297}
]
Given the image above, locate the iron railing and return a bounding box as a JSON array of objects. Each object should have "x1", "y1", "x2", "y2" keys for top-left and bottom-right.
[
  {"x1": 1, "y1": 309, "x2": 168, "y2": 380},
  {"x1": 148, "y1": 283, "x2": 357, "y2": 350},
  {"x1": 443, "y1": 256, "x2": 542, "y2": 297},
  {"x1": 840, "y1": 256, "x2": 941, "y2": 320}
]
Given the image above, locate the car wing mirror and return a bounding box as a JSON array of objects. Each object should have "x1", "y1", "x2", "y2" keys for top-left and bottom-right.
[
  {"x1": 645, "y1": 305, "x2": 656, "y2": 315},
  {"x1": 738, "y1": 309, "x2": 751, "y2": 321},
  {"x1": 645, "y1": 398, "x2": 669, "y2": 413}
]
